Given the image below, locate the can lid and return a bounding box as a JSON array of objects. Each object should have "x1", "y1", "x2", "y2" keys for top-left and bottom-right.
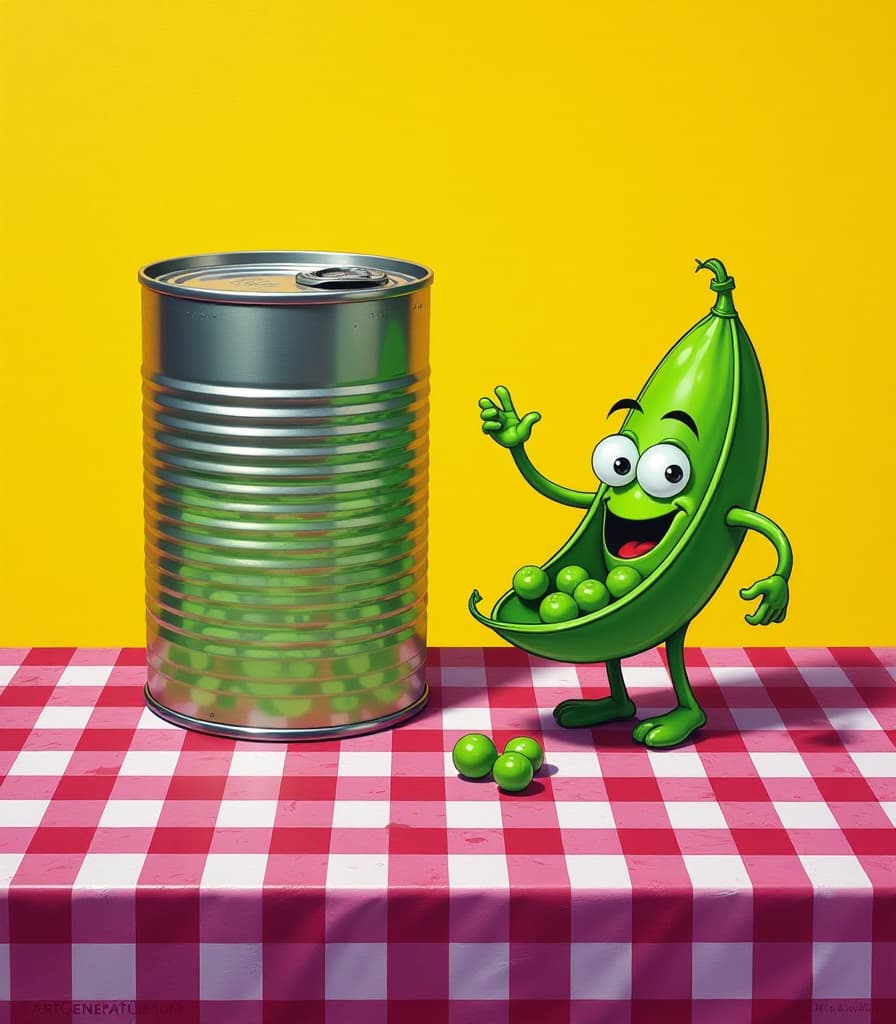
[{"x1": 138, "y1": 250, "x2": 432, "y2": 304}]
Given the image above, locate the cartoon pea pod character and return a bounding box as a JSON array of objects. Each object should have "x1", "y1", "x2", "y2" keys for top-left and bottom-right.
[{"x1": 469, "y1": 258, "x2": 793, "y2": 748}]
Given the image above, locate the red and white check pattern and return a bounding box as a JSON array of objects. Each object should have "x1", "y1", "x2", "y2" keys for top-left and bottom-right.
[{"x1": 1, "y1": 645, "x2": 895, "y2": 1024}]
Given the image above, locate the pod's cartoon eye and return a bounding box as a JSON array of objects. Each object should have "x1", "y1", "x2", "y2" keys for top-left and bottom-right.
[
  {"x1": 636, "y1": 443, "x2": 691, "y2": 498},
  {"x1": 592, "y1": 435, "x2": 639, "y2": 486}
]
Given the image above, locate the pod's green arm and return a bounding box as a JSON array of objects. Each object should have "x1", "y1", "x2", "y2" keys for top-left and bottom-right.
[
  {"x1": 509, "y1": 446, "x2": 595, "y2": 509},
  {"x1": 479, "y1": 384, "x2": 594, "y2": 508},
  {"x1": 725, "y1": 506, "x2": 793, "y2": 625}
]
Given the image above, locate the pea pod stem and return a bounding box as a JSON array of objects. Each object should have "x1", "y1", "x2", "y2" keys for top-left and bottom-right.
[{"x1": 695, "y1": 257, "x2": 737, "y2": 317}]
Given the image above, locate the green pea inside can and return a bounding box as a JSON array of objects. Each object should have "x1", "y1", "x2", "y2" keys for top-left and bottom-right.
[{"x1": 140, "y1": 250, "x2": 433, "y2": 740}]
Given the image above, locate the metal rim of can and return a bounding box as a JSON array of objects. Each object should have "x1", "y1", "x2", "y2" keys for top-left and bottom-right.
[
  {"x1": 143, "y1": 683, "x2": 430, "y2": 742},
  {"x1": 138, "y1": 249, "x2": 434, "y2": 305}
]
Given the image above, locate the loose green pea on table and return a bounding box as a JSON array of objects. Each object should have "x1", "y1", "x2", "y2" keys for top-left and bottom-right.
[
  {"x1": 492, "y1": 752, "x2": 533, "y2": 792},
  {"x1": 451, "y1": 733, "x2": 498, "y2": 779},
  {"x1": 452, "y1": 733, "x2": 545, "y2": 793},
  {"x1": 503, "y1": 735, "x2": 545, "y2": 772},
  {"x1": 472, "y1": 258, "x2": 794, "y2": 750}
]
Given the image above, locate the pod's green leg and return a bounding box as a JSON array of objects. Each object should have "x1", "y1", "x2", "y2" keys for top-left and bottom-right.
[
  {"x1": 553, "y1": 659, "x2": 636, "y2": 727},
  {"x1": 632, "y1": 621, "x2": 706, "y2": 748}
]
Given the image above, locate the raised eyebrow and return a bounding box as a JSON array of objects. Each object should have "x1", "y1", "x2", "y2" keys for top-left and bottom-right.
[
  {"x1": 661, "y1": 410, "x2": 699, "y2": 439},
  {"x1": 607, "y1": 398, "x2": 642, "y2": 417}
]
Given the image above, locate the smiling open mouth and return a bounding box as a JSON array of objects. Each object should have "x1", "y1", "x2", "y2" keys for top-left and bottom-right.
[{"x1": 604, "y1": 506, "x2": 678, "y2": 559}]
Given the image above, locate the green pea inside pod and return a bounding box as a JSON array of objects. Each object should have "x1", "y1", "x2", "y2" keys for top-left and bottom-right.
[
  {"x1": 606, "y1": 566, "x2": 642, "y2": 599},
  {"x1": 555, "y1": 565, "x2": 589, "y2": 595},
  {"x1": 539, "y1": 592, "x2": 578, "y2": 623},
  {"x1": 512, "y1": 565, "x2": 549, "y2": 601},
  {"x1": 572, "y1": 579, "x2": 610, "y2": 614},
  {"x1": 470, "y1": 258, "x2": 769, "y2": 663}
]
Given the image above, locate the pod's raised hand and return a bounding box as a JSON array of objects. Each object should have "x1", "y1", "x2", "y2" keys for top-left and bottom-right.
[
  {"x1": 739, "y1": 574, "x2": 789, "y2": 626},
  {"x1": 479, "y1": 385, "x2": 541, "y2": 448}
]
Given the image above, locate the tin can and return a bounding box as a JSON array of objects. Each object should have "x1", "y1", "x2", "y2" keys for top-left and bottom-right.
[{"x1": 138, "y1": 251, "x2": 433, "y2": 740}]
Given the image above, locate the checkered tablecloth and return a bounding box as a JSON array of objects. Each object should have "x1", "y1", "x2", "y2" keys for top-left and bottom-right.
[{"x1": 1, "y1": 646, "x2": 896, "y2": 1024}]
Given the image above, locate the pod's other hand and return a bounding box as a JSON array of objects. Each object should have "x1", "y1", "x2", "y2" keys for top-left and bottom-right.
[
  {"x1": 479, "y1": 385, "x2": 541, "y2": 448},
  {"x1": 739, "y1": 574, "x2": 789, "y2": 626}
]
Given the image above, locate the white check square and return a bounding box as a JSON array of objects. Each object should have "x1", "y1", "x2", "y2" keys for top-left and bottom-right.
[
  {"x1": 773, "y1": 802, "x2": 839, "y2": 829},
  {"x1": 201, "y1": 853, "x2": 268, "y2": 889},
  {"x1": 73, "y1": 944, "x2": 136, "y2": 1000},
  {"x1": 229, "y1": 750, "x2": 287, "y2": 777},
  {"x1": 337, "y1": 751, "x2": 391, "y2": 777},
  {"x1": 98, "y1": 800, "x2": 164, "y2": 828},
  {"x1": 729, "y1": 708, "x2": 787, "y2": 731},
  {"x1": 798, "y1": 667, "x2": 850, "y2": 688},
  {"x1": 331, "y1": 801, "x2": 390, "y2": 829},
  {"x1": 0, "y1": 665, "x2": 18, "y2": 688},
  {"x1": 326, "y1": 854, "x2": 388, "y2": 889},
  {"x1": 711, "y1": 666, "x2": 762, "y2": 688},
  {"x1": 0, "y1": 854, "x2": 24, "y2": 886},
  {"x1": 530, "y1": 665, "x2": 580, "y2": 689},
  {"x1": 799, "y1": 856, "x2": 871, "y2": 891},
  {"x1": 648, "y1": 750, "x2": 708, "y2": 777},
  {"x1": 622, "y1": 667, "x2": 670, "y2": 690},
  {"x1": 57, "y1": 665, "x2": 113, "y2": 687},
  {"x1": 441, "y1": 707, "x2": 493, "y2": 731},
  {"x1": 571, "y1": 942, "x2": 632, "y2": 999},
  {"x1": 536, "y1": 707, "x2": 563, "y2": 730},
  {"x1": 326, "y1": 943, "x2": 387, "y2": 1000},
  {"x1": 136, "y1": 707, "x2": 181, "y2": 731},
  {"x1": 665, "y1": 802, "x2": 728, "y2": 829},
  {"x1": 200, "y1": 943, "x2": 263, "y2": 1000},
  {"x1": 748, "y1": 752, "x2": 811, "y2": 778},
  {"x1": 554, "y1": 802, "x2": 615, "y2": 829},
  {"x1": 824, "y1": 707, "x2": 882, "y2": 731},
  {"x1": 448, "y1": 854, "x2": 509, "y2": 889},
  {"x1": 693, "y1": 941, "x2": 752, "y2": 999},
  {"x1": 8, "y1": 750, "x2": 73, "y2": 776},
  {"x1": 449, "y1": 943, "x2": 508, "y2": 999},
  {"x1": 880, "y1": 803, "x2": 896, "y2": 828},
  {"x1": 1, "y1": 800, "x2": 50, "y2": 827},
  {"x1": 813, "y1": 941, "x2": 872, "y2": 998},
  {"x1": 850, "y1": 752, "x2": 896, "y2": 777},
  {"x1": 683, "y1": 855, "x2": 751, "y2": 890},
  {"x1": 549, "y1": 752, "x2": 601, "y2": 777},
  {"x1": 75, "y1": 854, "x2": 146, "y2": 889},
  {"x1": 119, "y1": 750, "x2": 180, "y2": 776},
  {"x1": 34, "y1": 706, "x2": 94, "y2": 730},
  {"x1": 440, "y1": 666, "x2": 488, "y2": 688},
  {"x1": 445, "y1": 801, "x2": 503, "y2": 829},
  {"x1": 565, "y1": 855, "x2": 630, "y2": 888},
  {"x1": 215, "y1": 800, "x2": 278, "y2": 829}
]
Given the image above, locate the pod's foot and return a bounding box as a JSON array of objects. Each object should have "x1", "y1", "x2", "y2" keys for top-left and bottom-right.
[
  {"x1": 553, "y1": 696, "x2": 637, "y2": 728},
  {"x1": 631, "y1": 705, "x2": 707, "y2": 748}
]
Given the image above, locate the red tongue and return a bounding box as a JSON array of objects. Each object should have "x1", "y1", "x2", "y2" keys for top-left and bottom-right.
[{"x1": 618, "y1": 540, "x2": 657, "y2": 559}]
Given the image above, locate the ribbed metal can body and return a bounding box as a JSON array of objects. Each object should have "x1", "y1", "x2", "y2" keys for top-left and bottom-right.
[{"x1": 139, "y1": 252, "x2": 432, "y2": 740}]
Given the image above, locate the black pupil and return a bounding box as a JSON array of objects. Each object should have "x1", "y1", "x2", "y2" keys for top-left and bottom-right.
[
  {"x1": 665, "y1": 465, "x2": 683, "y2": 483},
  {"x1": 613, "y1": 457, "x2": 631, "y2": 475}
]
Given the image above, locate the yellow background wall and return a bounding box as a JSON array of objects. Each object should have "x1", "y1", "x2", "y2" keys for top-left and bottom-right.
[{"x1": 1, "y1": 1, "x2": 892, "y2": 647}]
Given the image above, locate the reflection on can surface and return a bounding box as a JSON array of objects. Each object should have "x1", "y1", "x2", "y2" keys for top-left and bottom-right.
[{"x1": 139, "y1": 251, "x2": 433, "y2": 740}]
